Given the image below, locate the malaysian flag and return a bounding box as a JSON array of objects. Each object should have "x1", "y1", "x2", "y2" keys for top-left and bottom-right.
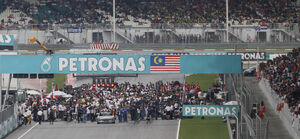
[
  {"x1": 150, "y1": 56, "x2": 180, "y2": 73},
  {"x1": 260, "y1": 24, "x2": 267, "y2": 30}
]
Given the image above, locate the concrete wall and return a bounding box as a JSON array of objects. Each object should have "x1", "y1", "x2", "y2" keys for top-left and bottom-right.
[{"x1": 1, "y1": 25, "x2": 298, "y2": 45}]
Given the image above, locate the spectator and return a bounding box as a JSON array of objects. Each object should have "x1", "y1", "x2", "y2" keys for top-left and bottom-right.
[
  {"x1": 261, "y1": 48, "x2": 300, "y2": 117},
  {"x1": 0, "y1": 0, "x2": 298, "y2": 26},
  {"x1": 37, "y1": 109, "x2": 43, "y2": 125}
]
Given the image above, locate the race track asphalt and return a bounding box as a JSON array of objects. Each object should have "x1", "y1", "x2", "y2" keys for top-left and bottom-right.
[{"x1": 5, "y1": 120, "x2": 179, "y2": 139}]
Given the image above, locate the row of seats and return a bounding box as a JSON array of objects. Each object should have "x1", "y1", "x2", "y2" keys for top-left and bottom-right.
[{"x1": 0, "y1": 0, "x2": 299, "y2": 27}]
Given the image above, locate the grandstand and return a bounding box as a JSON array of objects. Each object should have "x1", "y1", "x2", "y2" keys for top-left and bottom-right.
[
  {"x1": 1, "y1": 1, "x2": 300, "y2": 139},
  {"x1": 0, "y1": 0, "x2": 299, "y2": 44},
  {"x1": 1, "y1": 0, "x2": 299, "y2": 24}
]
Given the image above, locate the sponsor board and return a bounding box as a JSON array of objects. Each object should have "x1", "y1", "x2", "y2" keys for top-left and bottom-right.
[
  {"x1": 3, "y1": 121, "x2": 7, "y2": 138},
  {"x1": 183, "y1": 105, "x2": 239, "y2": 117},
  {"x1": 67, "y1": 27, "x2": 82, "y2": 33},
  {"x1": 227, "y1": 52, "x2": 266, "y2": 61},
  {"x1": 0, "y1": 55, "x2": 242, "y2": 74},
  {"x1": 0, "y1": 116, "x2": 18, "y2": 139},
  {"x1": 0, "y1": 34, "x2": 14, "y2": 46}
]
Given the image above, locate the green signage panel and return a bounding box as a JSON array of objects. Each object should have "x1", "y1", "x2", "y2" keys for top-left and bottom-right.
[
  {"x1": 0, "y1": 55, "x2": 241, "y2": 74},
  {"x1": 183, "y1": 105, "x2": 239, "y2": 117}
]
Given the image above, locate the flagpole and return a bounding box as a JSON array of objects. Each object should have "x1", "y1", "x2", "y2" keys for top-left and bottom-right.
[
  {"x1": 113, "y1": 0, "x2": 116, "y2": 42},
  {"x1": 226, "y1": 0, "x2": 229, "y2": 42},
  {"x1": 51, "y1": 80, "x2": 55, "y2": 100},
  {"x1": 183, "y1": 74, "x2": 186, "y2": 104}
]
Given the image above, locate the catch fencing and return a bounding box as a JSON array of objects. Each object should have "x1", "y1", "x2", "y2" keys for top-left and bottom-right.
[{"x1": 225, "y1": 74, "x2": 269, "y2": 139}]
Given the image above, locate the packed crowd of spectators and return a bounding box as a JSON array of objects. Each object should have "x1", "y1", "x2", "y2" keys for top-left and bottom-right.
[
  {"x1": 0, "y1": 0, "x2": 299, "y2": 26},
  {"x1": 134, "y1": 33, "x2": 222, "y2": 43},
  {"x1": 104, "y1": 0, "x2": 299, "y2": 24},
  {"x1": 17, "y1": 80, "x2": 226, "y2": 124},
  {"x1": 261, "y1": 48, "x2": 300, "y2": 117}
]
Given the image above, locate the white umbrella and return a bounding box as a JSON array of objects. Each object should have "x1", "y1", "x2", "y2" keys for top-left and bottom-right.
[
  {"x1": 63, "y1": 94, "x2": 73, "y2": 98},
  {"x1": 18, "y1": 91, "x2": 24, "y2": 95},
  {"x1": 26, "y1": 90, "x2": 41, "y2": 96},
  {"x1": 46, "y1": 91, "x2": 67, "y2": 98},
  {"x1": 224, "y1": 101, "x2": 238, "y2": 105}
]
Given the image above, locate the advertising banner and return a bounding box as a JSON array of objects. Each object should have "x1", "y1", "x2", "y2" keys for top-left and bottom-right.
[
  {"x1": 67, "y1": 27, "x2": 82, "y2": 33},
  {"x1": 182, "y1": 105, "x2": 239, "y2": 117},
  {"x1": 0, "y1": 34, "x2": 14, "y2": 46},
  {"x1": 90, "y1": 42, "x2": 119, "y2": 49},
  {"x1": 0, "y1": 55, "x2": 241, "y2": 74},
  {"x1": 227, "y1": 52, "x2": 265, "y2": 61},
  {"x1": 180, "y1": 55, "x2": 241, "y2": 73}
]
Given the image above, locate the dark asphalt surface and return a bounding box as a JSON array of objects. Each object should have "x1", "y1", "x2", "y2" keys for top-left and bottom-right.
[{"x1": 5, "y1": 120, "x2": 179, "y2": 139}]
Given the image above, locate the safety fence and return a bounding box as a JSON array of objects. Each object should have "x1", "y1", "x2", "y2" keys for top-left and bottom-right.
[{"x1": 225, "y1": 74, "x2": 269, "y2": 139}]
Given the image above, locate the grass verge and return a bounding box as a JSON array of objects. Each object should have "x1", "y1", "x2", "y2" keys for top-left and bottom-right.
[
  {"x1": 179, "y1": 74, "x2": 229, "y2": 139},
  {"x1": 179, "y1": 117, "x2": 230, "y2": 139},
  {"x1": 186, "y1": 74, "x2": 219, "y2": 91}
]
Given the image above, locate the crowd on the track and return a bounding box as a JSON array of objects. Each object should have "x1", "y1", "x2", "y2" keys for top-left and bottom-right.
[
  {"x1": 0, "y1": 0, "x2": 298, "y2": 27},
  {"x1": 18, "y1": 80, "x2": 226, "y2": 125},
  {"x1": 261, "y1": 48, "x2": 300, "y2": 117}
]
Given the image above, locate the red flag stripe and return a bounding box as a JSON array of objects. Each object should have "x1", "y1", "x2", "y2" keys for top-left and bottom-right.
[
  {"x1": 165, "y1": 64, "x2": 180, "y2": 66},
  {"x1": 165, "y1": 59, "x2": 180, "y2": 61},
  {"x1": 166, "y1": 58, "x2": 180, "y2": 59},
  {"x1": 150, "y1": 67, "x2": 180, "y2": 69},
  {"x1": 151, "y1": 70, "x2": 180, "y2": 73},
  {"x1": 165, "y1": 58, "x2": 180, "y2": 59},
  {"x1": 166, "y1": 62, "x2": 180, "y2": 63},
  {"x1": 151, "y1": 65, "x2": 180, "y2": 67},
  {"x1": 165, "y1": 60, "x2": 180, "y2": 62},
  {"x1": 150, "y1": 69, "x2": 180, "y2": 71}
]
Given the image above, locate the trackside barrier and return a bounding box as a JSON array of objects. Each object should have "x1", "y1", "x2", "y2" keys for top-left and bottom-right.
[
  {"x1": 0, "y1": 104, "x2": 18, "y2": 139},
  {"x1": 225, "y1": 74, "x2": 269, "y2": 139},
  {"x1": 226, "y1": 117, "x2": 234, "y2": 139},
  {"x1": 260, "y1": 78, "x2": 300, "y2": 139}
]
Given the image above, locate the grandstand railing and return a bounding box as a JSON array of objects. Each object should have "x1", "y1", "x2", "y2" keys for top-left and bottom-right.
[
  {"x1": 1, "y1": 23, "x2": 299, "y2": 45},
  {"x1": 1, "y1": 23, "x2": 298, "y2": 30}
]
